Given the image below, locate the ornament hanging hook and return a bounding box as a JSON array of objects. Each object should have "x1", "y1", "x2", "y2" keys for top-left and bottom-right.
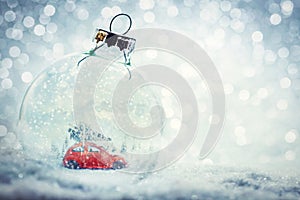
[{"x1": 77, "y1": 13, "x2": 135, "y2": 80}]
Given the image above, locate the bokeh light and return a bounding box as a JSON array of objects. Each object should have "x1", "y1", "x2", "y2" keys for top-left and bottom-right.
[
  {"x1": 44, "y1": 4, "x2": 56, "y2": 17},
  {"x1": 23, "y1": 16, "x2": 35, "y2": 28}
]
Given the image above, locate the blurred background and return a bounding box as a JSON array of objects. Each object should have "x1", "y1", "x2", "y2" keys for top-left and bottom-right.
[{"x1": 0, "y1": 0, "x2": 299, "y2": 173}]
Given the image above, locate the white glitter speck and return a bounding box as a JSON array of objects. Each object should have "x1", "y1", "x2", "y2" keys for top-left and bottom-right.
[
  {"x1": 281, "y1": 1, "x2": 294, "y2": 15},
  {"x1": 139, "y1": 0, "x2": 155, "y2": 10},
  {"x1": 9, "y1": 46, "x2": 21, "y2": 58},
  {"x1": 21, "y1": 72, "x2": 33, "y2": 83},
  {"x1": 278, "y1": 47, "x2": 289, "y2": 58},
  {"x1": 23, "y1": 16, "x2": 35, "y2": 28},
  {"x1": 280, "y1": 77, "x2": 291, "y2": 88},
  {"x1": 1, "y1": 58, "x2": 13, "y2": 68},
  {"x1": 167, "y1": 6, "x2": 179, "y2": 17},
  {"x1": 34, "y1": 24, "x2": 46, "y2": 36},
  {"x1": 44, "y1": 5, "x2": 56, "y2": 17},
  {"x1": 4, "y1": 10, "x2": 16, "y2": 22},
  {"x1": 64, "y1": 2, "x2": 76, "y2": 12},
  {"x1": 270, "y1": 13, "x2": 281, "y2": 25},
  {"x1": 285, "y1": 130, "x2": 297, "y2": 143},
  {"x1": 112, "y1": 6, "x2": 122, "y2": 15},
  {"x1": 39, "y1": 14, "x2": 51, "y2": 25},
  {"x1": 252, "y1": 31, "x2": 263, "y2": 42},
  {"x1": 1, "y1": 78, "x2": 13, "y2": 89},
  {"x1": 19, "y1": 53, "x2": 29, "y2": 64},
  {"x1": 76, "y1": 9, "x2": 89, "y2": 20},
  {"x1": 7, "y1": 0, "x2": 18, "y2": 8},
  {"x1": 220, "y1": 1, "x2": 231, "y2": 12},
  {"x1": 230, "y1": 19, "x2": 245, "y2": 33},
  {"x1": 11, "y1": 29, "x2": 23, "y2": 40},
  {"x1": 101, "y1": 7, "x2": 112, "y2": 18},
  {"x1": 144, "y1": 11, "x2": 155, "y2": 23}
]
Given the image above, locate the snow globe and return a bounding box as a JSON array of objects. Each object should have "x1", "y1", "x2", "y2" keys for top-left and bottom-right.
[{"x1": 17, "y1": 47, "x2": 166, "y2": 171}]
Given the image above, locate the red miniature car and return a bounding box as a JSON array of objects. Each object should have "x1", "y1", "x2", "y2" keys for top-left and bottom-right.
[{"x1": 63, "y1": 142, "x2": 127, "y2": 170}]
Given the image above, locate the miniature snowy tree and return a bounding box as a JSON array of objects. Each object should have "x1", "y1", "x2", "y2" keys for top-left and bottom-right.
[{"x1": 67, "y1": 122, "x2": 115, "y2": 151}]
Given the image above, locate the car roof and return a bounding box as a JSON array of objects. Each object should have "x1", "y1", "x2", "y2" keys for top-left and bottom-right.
[{"x1": 71, "y1": 141, "x2": 103, "y2": 148}]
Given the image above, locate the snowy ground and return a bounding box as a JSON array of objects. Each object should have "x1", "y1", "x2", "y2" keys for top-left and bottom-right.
[{"x1": 1, "y1": 150, "x2": 300, "y2": 200}]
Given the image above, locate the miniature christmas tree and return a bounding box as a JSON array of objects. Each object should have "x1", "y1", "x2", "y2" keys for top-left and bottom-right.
[{"x1": 67, "y1": 122, "x2": 115, "y2": 152}]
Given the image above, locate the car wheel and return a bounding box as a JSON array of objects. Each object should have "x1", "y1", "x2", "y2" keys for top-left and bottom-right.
[
  {"x1": 112, "y1": 161, "x2": 125, "y2": 169},
  {"x1": 66, "y1": 160, "x2": 79, "y2": 169}
]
